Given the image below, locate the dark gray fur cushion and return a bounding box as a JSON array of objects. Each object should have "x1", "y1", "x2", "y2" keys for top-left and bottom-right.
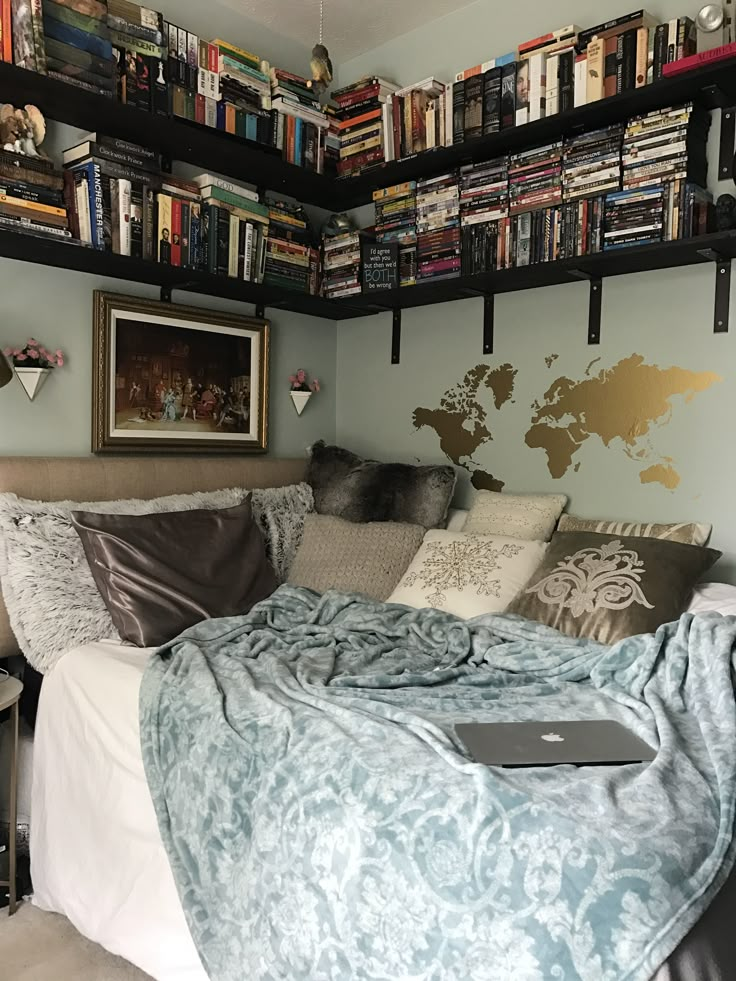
[{"x1": 306, "y1": 441, "x2": 456, "y2": 528}]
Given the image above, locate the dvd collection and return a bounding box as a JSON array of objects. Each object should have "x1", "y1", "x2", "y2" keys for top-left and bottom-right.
[
  {"x1": 374, "y1": 182, "x2": 417, "y2": 286},
  {"x1": 0, "y1": 0, "x2": 330, "y2": 174},
  {"x1": 322, "y1": 230, "x2": 363, "y2": 298},
  {"x1": 416, "y1": 173, "x2": 460, "y2": 282}
]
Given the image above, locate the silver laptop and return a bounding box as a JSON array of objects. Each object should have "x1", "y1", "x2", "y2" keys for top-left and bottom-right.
[{"x1": 455, "y1": 720, "x2": 656, "y2": 768}]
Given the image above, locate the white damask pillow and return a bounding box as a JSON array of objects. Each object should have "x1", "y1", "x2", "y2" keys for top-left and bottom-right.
[
  {"x1": 463, "y1": 490, "x2": 567, "y2": 541},
  {"x1": 388, "y1": 530, "x2": 548, "y2": 619}
]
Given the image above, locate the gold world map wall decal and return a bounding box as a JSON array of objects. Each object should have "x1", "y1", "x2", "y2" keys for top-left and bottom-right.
[{"x1": 413, "y1": 355, "x2": 721, "y2": 492}]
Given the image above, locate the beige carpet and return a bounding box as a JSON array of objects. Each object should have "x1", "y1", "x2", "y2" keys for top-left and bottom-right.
[{"x1": 0, "y1": 901, "x2": 153, "y2": 980}]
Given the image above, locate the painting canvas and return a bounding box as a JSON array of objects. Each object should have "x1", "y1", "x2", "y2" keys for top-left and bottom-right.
[{"x1": 93, "y1": 291, "x2": 269, "y2": 453}]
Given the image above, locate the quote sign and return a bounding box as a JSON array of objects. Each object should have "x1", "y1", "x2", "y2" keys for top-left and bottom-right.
[{"x1": 362, "y1": 243, "x2": 399, "y2": 292}]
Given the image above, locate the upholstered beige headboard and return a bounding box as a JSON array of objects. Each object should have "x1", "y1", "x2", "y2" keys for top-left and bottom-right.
[{"x1": 0, "y1": 456, "x2": 307, "y2": 659}]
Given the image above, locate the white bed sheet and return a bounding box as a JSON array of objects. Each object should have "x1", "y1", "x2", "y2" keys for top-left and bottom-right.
[{"x1": 31, "y1": 641, "x2": 207, "y2": 981}]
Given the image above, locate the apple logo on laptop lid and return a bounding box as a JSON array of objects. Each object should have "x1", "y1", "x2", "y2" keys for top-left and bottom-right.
[{"x1": 541, "y1": 732, "x2": 564, "y2": 742}]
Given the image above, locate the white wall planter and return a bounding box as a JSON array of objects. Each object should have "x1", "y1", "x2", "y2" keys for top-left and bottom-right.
[
  {"x1": 290, "y1": 391, "x2": 312, "y2": 416},
  {"x1": 15, "y1": 367, "x2": 52, "y2": 401}
]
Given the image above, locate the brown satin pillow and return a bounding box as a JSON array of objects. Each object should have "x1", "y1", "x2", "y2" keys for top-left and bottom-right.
[
  {"x1": 71, "y1": 500, "x2": 277, "y2": 648},
  {"x1": 507, "y1": 531, "x2": 721, "y2": 645}
]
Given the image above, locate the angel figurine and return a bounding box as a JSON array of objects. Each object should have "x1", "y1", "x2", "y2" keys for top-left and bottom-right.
[{"x1": 0, "y1": 104, "x2": 48, "y2": 159}]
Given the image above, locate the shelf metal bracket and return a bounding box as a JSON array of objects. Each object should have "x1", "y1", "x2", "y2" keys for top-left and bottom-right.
[
  {"x1": 391, "y1": 309, "x2": 401, "y2": 365},
  {"x1": 160, "y1": 286, "x2": 172, "y2": 303},
  {"x1": 483, "y1": 294, "x2": 494, "y2": 355},
  {"x1": 569, "y1": 270, "x2": 602, "y2": 344},
  {"x1": 719, "y1": 107, "x2": 736, "y2": 181},
  {"x1": 696, "y1": 249, "x2": 732, "y2": 332},
  {"x1": 255, "y1": 303, "x2": 266, "y2": 320}
]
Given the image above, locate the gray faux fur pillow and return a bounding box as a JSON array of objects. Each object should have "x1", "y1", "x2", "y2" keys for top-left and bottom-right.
[
  {"x1": 0, "y1": 483, "x2": 313, "y2": 673},
  {"x1": 307, "y1": 441, "x2": 456, "y2": 529}
]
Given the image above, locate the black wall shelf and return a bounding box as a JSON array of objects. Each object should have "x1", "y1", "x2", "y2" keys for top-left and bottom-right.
[
  {"x1": 0, "y1": 62, "x2": 338, "y2": 211},
  {"x1": 3, "y1": 227, "x2": 734, "y2": 323},
  {"x1": 0, "y1": 230, "x2": 367, "y2": 320},
  {"x1": 334, "y1": 58, "x2": 736, "y2": 209}
]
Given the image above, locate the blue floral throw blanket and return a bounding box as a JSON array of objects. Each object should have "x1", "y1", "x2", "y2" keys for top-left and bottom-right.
[{"x1": 139, "y1": 587, "x2": 736, "y2": 981}]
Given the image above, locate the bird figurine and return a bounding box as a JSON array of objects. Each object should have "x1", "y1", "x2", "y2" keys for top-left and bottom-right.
[{"x1": 307, "y1": 43, "x2": 333, "y2": 97}]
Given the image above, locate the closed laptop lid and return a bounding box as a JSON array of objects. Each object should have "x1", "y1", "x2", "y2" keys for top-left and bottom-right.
[{"x1": 455, "y1": 720, "x2": 656, "y2": 767}]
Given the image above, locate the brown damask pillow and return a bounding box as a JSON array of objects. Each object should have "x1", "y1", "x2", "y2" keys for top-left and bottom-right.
[
  {"x1": 72, "y1": 500, "x2": 277, "y2": 648},
  {"x1": 557, "y1": 514, "x2": 712, "y2": 546},
  {"x1": 507, "y1": 531, "x2": 720, "y2": 645}
]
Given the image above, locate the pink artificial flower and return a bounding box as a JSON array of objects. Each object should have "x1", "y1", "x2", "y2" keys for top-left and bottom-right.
[
  {"x1": 16, "y1": 353, "x2": 27, "y2": 361},
  {"x1": 55, "y1": 355, "x2": 64, "y2": 367},
  {"x1": 28, "y1": 348, "x2": 39, "y2": 359},
  {"x1": 27, "y1": 338, "x2": 38, "y2": 347},
  {"x1": 2, "y1": 347, "x2": 11, "y2": 357},
  {"x1": 311, "y1": 379, "x2": 320, "y2": 392},
  {"x1": 55, "y1": 349, "x2": 64, "y2": 359},
  {"x1": 296, "y1": 369, "x2": 307, "y2": 385}
]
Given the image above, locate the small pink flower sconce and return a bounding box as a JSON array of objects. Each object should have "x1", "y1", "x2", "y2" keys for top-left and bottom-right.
[
  {"x1": 2, "y1": 338, "x2": 65, "y2": 401},
  {"x1": 289, "y1": 368, "x2": 320, "y2": 416}
]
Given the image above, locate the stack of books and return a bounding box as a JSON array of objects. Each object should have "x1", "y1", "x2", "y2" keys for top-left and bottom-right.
[
  {"x1": 164, "y1": 25, "x2": 218, "y2": 129},
  {"x1": 195, "y1": 174, "x2": 268, "y2": 279},
  {"x1": 511, "y1": 198, "x2": 605, "y2": 266},
  {"x1": 0, "y1": 149, "x2": 70, "y2": 241},
  {"x1": 322, "y1": 230, "x2": 362, "y2": 298},
  {"x1": 389, "y1": 77, "x2": 448, "y2": 160},
  {"x1": 603, "y1": 186, "x2": 666, "y2": 251},
  {"x1": 459, "y1": 156, "x2": 508, "y2": 276},
  {"x1": 332, "y1": 75, "x2": 398, "y2": 178},
  {"x1": 263, "y1": 200, "x2": 312, "y2": 292},
  {"x1": 211, "y1": 38, "x2": 272, "y2": 142},
  {"x1": 42, "y1": 0, "x2": 116, "y2": 96},
  {"x1": 109, "y1": 0, "x2": 166, "y2": 111},
  {"x1": 374, "y1": 181, "x2": 417, "y2": 287},
  {"x1": 415, "y1": 172, "x2": 460, "y2": 282},
  {"x1": 63, "y1": 133, "x2": 160, "y2": 255},
  {"x1": 270, "y1": 67, "x2": 328, "y2": 172},
  {"x1": 509, "y1": 141, "x2": 563, "y2": 214},
  {"x1": 155, "y1": 174, "x2": 204, "y2": 269},
  {"x1": 562, "y1": 125, "x2": 624, "y2": 203}
]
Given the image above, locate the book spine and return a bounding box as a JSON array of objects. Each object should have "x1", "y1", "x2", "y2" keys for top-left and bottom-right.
[
  {"x1": 171, "y1": 197, "x2": 181, "y2": 266},
  {"x1": 667, "y1": 18, "x2": 678, "y2": 64},
  {"x1": 228, "y1": 212, "x2": 238, "y2": 276},
  {"x1": 635, "y1": 26, "x2": 648, "y2": 87},
  {"x1": 130, "y1": 181, "x2": 143, "y2": 260},
  {"x1": 111, "y1": 178, "x2": 121, "y2": 253},
  {"x1": 452, "y1": 79, "x2": 465, "y2": 144},
  {"x1": 515, "y1": 61, "x2": 529, "y2": 125},
  {"x1": 482, "y1": 67, "x2": 501, "y2": 134},
  {"x1": 30, "y1": 0, "x2": 46, "y2": 73},
  {"x1": 1, "y1": 0, "x2": 11, "y2": 63},
  {"x1": 120, "y1": 178, "x2": 131, "y2": 256},
  {"x1": 528, "y1": 52, "x2": 546, "y2": 121},
  {"x1": 574, "y1": 53, "x2": 587, "y2": 106},
  {"x1": 559, "y1": 51, "x2": 574, "y2": 111},
  {"x1": 73, "y1": 171, "x2": 90, "y2": 243},
  {"x1": 89, "y1": 163, "x2": 103, "y2": 250},
  {"x1": 216, "y1": 208, "x2": 229, "y2": 276},
  {"x1": 243, "y1": 221, "x2": 254, "y2": 280},
  {"x1": 181, "y1": 199, "x2": 190, "y2": 267},
  {"x1": 653, "y1": 23, "x2": 668, "y2": 79},
  {"x1": 586, "y1": 37, "x2": 604, "y2": 101},
  {"x1": 157, "y1": 193, "x2": 171, "y2": 263},
  {"x1": 604, "y1": 36, "x2": 618, "y2": 98},
  {"x1": 500, "y1": 63, "x2": 516, "y2": 129},
  {"x1": 621, "y1": 28, "x2": 638, "y2": 90}
]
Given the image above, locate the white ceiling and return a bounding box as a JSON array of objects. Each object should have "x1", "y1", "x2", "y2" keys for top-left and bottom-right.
[{"x1": 216, "y1": 0, "x2": 478, "y2": 62}]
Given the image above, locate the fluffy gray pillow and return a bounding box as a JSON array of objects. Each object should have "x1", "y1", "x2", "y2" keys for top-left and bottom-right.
[
  {"x1": 307, "y1": 441, "x2": 456, "y2": 528},
  {"x1": 0, "y1": 483, "x2": 313, "y2": 672},
  {"x1": 288, "y1": 514, "x2": 424, "y2": 601}
]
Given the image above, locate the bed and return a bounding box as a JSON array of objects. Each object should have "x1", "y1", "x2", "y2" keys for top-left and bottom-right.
[{"x1": 1, "y1": 456, "x2": 736, "y2": 981}]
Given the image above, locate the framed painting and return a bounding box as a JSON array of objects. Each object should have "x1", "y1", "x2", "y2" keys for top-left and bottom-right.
[{"x1": 92, "y1": 291, "x2": 269, "y2": 454}]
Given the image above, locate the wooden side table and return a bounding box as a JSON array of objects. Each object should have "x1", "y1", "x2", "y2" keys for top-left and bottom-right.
[{"x1": 0, "y1": 676, "x2": 22, "y2": 916}]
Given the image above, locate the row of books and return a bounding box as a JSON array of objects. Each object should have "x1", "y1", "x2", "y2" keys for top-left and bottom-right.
[
  {"x1": 0, "y1": 0, "x2": 330, "y2": 174},
  {"x1": 322, "y1": 230, "x2": 362, "y2": 298},
  {"x1": 416, "y1": 173, "x2": 460, "y2": 283},
  {"x1": 333, "y1": 8, "x2": 708, "y2": 175}
]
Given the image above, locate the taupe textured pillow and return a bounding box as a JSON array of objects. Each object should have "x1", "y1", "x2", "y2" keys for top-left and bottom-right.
[
  {"x1": 288, "y1": 514, "x2": 424, "y2": 601},
  {"x1": 507, "y1": 531, "x2": 721, "y2": 645},
  {"x1": 558, "y1": 514, "x2": 712, "y2": 547},
  {"x1": 463, "y1": 490, "x2": 567, "y2": 541},
  {"x1": 72, "y1": 500, "x2": 277, "y2": 648},
  {"x1": 307, "y1": 441, "x2": 456, "y2": 528}
]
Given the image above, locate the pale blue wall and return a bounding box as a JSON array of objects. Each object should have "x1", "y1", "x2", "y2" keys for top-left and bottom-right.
[
  {"x1": 0, "y1": 0, "x2": 334, "y2": 458},
  {"x1": 334, "y1": 1, "x2": 736, "y2": 581}
]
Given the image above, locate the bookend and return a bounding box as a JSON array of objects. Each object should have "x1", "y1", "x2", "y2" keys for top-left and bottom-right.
[
  {"x1": 483, "y1": 294, "x2": 494, "y2": 355},
  {"x1": 569, "y1": 270, "x2": 603, "y2": 345},
  {"x1": 696, "y1": 248, "x2": 732, "y2": 332}
]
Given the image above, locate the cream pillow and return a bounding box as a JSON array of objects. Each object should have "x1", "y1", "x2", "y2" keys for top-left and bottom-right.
[
  {"x1": 463, "y1": 490, "x2": 567, "y2": 541},
  {"x1": 388, "y1": 530, "x2": 547, "y2": 618}
]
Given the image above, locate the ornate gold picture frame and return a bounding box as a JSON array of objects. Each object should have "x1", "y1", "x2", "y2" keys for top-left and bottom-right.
[{"x1": 92, "y1": 291, "x2": 269, "y2": 454}]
